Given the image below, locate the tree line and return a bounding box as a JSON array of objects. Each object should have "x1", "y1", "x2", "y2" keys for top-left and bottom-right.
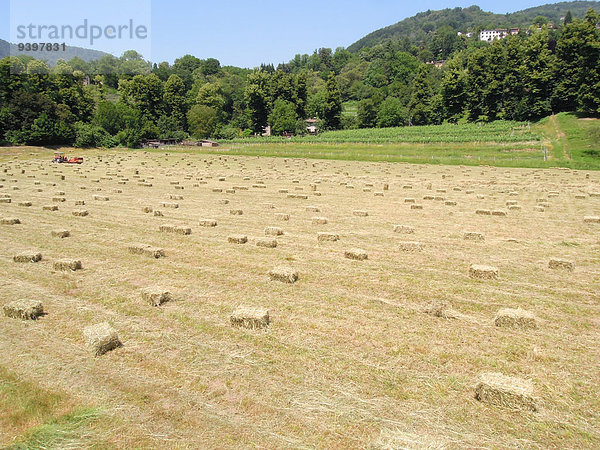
[{"x1": 0, "y1": 9, "x2": 598, "y2": 148}]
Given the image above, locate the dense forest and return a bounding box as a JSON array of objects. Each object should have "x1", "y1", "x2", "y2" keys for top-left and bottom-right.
[{"x1": 0, "y1": 4, "x2": 599, "y2": 148}]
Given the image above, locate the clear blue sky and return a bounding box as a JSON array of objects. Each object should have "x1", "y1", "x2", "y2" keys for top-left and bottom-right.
[{"x1": 0, "y1": 0, "x2": 575, "y2": 68}]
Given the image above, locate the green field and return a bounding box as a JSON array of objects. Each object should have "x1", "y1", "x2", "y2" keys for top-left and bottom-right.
[{"x1": 184, "y1": 113, "x2": 599, "y2": 169}]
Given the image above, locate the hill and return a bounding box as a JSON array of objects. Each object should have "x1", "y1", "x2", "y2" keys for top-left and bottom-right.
[
  {"x1": 0, "y1": 38, "x2": 110, "y2": 65},
  {"x1": 348, "y1": 1, "x2": 600, "y2": 52}
]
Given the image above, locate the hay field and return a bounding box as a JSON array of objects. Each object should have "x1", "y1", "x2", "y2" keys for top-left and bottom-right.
[{"x1": 1, "y1": 146, "x2": 599, "y2": 448}]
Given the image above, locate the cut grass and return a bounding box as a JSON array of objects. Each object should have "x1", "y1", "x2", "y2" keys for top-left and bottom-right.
[{"x1": 0, "y1": 365, "x2": 103, "y2": 448}]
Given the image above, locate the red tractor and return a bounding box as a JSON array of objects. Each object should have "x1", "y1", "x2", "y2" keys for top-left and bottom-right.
[{"x1": 52, "y1": 152, "x2": 83, "y2": 164}]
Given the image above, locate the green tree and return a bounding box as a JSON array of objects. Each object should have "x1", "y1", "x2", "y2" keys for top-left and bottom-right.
[
  {"x1": 187, "y1": 104, "x2": 219, "y2": 138},
  {"x1": 441, "y1": 60, "x2": 467, "y2": 122},
  {"x1": 119, "y1": 73, "x2": 164, "y2": 122},
  {"x1": 322, "y1": 72, "x2": 342, "y2": 129},
  {"x1": 408, "y1": 65, "x2": 435, "y2": 125},
  {"x1": 357, "y1": 98, "x2": 378, "y2": 128},
  {"x1": 377, "y1": 97, "x2": 405, "y2": 127},
  {"x1": 163, "y1": 74, "x2": 187, "y2": 130},
  {"x1": 244, "y1": 70, "x2": 271, "y2": 133},
  {"x1": 268, "y1": 99, "x2": 297, "y2": 135}
]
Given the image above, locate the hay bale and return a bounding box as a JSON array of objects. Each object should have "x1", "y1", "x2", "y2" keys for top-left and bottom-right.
[
  {"x1": 311, "y1": 217, "x2": 328, "y2": 225},
  {"x1": 464, "y1": 232, "x2": 485, "y2": 241},
  {"x1": 169, "y1": 194, "x2": 183, "y2": 200},
  {"x1": 3, "y1": 300, "x2": 43, "y2": 320},
  {"x1": 445, "y1": 201, "x2": 457, "y2": 206},
  {"x1": 265, "y1": 226, "x2": 284, "y2": 236},
  {"x1": 256, "y1": 238, "x2": 277, "y2": 248},
  {"x1": 228, "y1": 234, "x2": 248, "y2": 244},
  {"x1": 141, "y1": 287, "x2": 172, "y2": 307},
  {"x1": 159, "y1": 224, "x2": 191, "y2": 235},
  {"x1": 306, "y1": 206, "x2": 320, "y2": 212},
  {"x1": 154, "y1": 210, "x2": 163, "y2": 217},
  {"x1": 72, "y1": 209, "x2": 89, "y2": 216},
  {"x1": 128, "y1": 244, "x2": 165, "y2": 258},
  {"x1": 13, "y1": 251, "x2": 42, "y2": 263},
  {"x1": 469, "y1": 264, "x2": 498, "y2": 279},
  {"x1": 43, "y1": 205, "x2": 58, "y2": 211},
  {"x1": 230, "y1": 307, "x2": 270, "y2": 330},
  {"x1": 161, "y1": 202, "x2": 179, "y2": 208},
  {"x1": 53, "y1": 259, "x2": 82, "y2": 271},
  {"x1": 474, "y1": 372, "x2": 538, "y2": 412},
  {"x1": 494, "y1": 308, "x2": 537, "y2": 330},
  {"x1": 218, "y1": 199, "x2": 230, "y2": 205},
  {"x1": 476, "y1": 209, "x2": 491, "y2": 215},
  {"x1": 548, "y1": 258, "x2": 574, "y2": 271},
  {"x1": 345, "y1": 248, "x2": 368, "y2": 261},
  {"x1": 1, "y1": 217, "x2": 20, "y2": 224},
  {"x1": 269, "y1": 266, "x2": 298, "y2": 283},
  {"x1": 410, "y1": 204, "x2": 423, "y2": 210},
  {"x1": 198, "y1": 219, "x2": 217, "y2": 227},
  {"x1": 275, "y1": 213, "x2": 290, "y2": 221},
  {"x1": 353, "y1": 210, "x2": 369, "y2": 217},
  {"x1": 533, "y1": 206, "x2": 545, "y2": 212},
  {"x1": 51, "y1": 229, "x2": 70, "y2": 238},
  {"x1": 404, "y1": 198, "x2": 415, "y2": 203},
  {"x1": 423, "y1": 301, "x2": 458, "y2": 319},
  {"x1": 508, "y1": 205, "x2": 522, "y2": 210},
  {"x1": 93, "y1": 195, "x2": 109, "y2": 201},
  {"x1": 423, "y1": 195, "x2": 435, "y2": 200},
  {"x1": 0, "y1": 198, "x2": 10, "y2": 203},
  {"x1": 18, "y1": 201, "x2": 32, "y2": 207},
  {"x1": 317, "y1": 232, "x2": 339, "y2": 242},
  {"x1": 142, "y1": 206, "x2": 153, "y2": 213},
  {"x1": 52, "y1": 197, "x2": 66, "y2": 202},
  {"x1": 583, "y1": 216, "x2": 600, "y2": 223},
  {"x1": 398, "y1": 241, "x2": 424, "y2": 252},
  {"x1": 83, "y1": 322, "x2": 122, "y2": 356},
  {"x1": 74, "y1": 200, "x2": 86, "y2": 205},
  {"x1": 393, "y1": 225, "x2": 414, "y2": 234},
  {"x1": 230, "y1": 209, "x2": 243, "y2": 215}
]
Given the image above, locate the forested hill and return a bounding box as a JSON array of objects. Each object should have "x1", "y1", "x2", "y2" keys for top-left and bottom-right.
[
  {"x1": 348, "y1": 1, "x2": 600, "y2": 52},
  {"x1": 0, "y1": 39, "x2": 109, "y2": 65}
]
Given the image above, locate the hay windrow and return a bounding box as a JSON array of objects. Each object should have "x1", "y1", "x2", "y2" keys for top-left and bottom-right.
[
  {"x1": 475, "y1": 372, "x2": 538, "y2": 412},
  {"x1": 230, "y1": 307, "x2": 270, "y2": 330},
  {"x1": 3, "y1": 299, "x2": 44, "y2": 320}
]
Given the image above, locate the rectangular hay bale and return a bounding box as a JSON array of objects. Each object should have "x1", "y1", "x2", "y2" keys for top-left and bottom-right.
[{"x1": 230, "y1": 307, "x2": 270, "y2": 330}]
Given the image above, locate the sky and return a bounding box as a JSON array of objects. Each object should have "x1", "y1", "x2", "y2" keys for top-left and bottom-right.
[{"x1": 0, "y1": 0, "x2": 578, "y2": 68}]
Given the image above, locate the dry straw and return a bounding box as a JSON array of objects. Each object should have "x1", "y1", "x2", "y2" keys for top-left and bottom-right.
[
  {"x1": 3, "y1": 299, "x2": 44, "y2": 320},
  {"x1": 51, "y1": 229, "x2": 70, "y2": 238},
  {"x1": 345, "y1": 248, "x2": 368, "y2": 261},
  {"x1": 398, "y1": 241, "x2": 424, "y2": 252},
  {"x1": 475, "y1": 372, "x2": 538, "y2": 412},
  {"x1": 269, "y1": 266, "x2": 298, "y2": 283},
  {"x1": 256, "y1": 238, "x2": 277, "y2": 248},
  {"x1": 1, "y1": 217, "x2": 20, "y2": 224},
  {"x1": 548, "y1": 258, "x2": 574, "y2": 271},
  {"x1": 141, "y1": 288, "x2": 172, "y2": 306},
  {"x1": 230, "y1": 307, "x2": 270, "y2": 330},
  {"x1": 423, "y1": 301, "x2": 458, "y2": 319},
  {"x1": 393, "y1": 225, "x2": 414, "y2": 234},
  {"x1": 198, "y1": 219, "x2": 217, "y2": 227},
  {"x1": 228, "y1": 234, "x2": 248, "y2": 244},
  {"x1": 13, "y1": 251, "x2": 42, "y2": 263},
  {"x1": 265, "y1": 226, "x2": 284, "y2": 236},
  {"x1": 317, "y1": 232, "x2": 339, "y2": 242},
  {"x1": 494, "y1": 308, "x2": 537, "y2": 330},
  {"x1": 128, "y1": 244, "x2": 165, "y2": 258},
  {"x1": 464, "y1": 232, "x2": 485, "y2": 241},
  {"x1": 83, "y1": 322, "x2": 122, "y2": 356},
  {"x1": 54, "y1": 259, "x2": 82, "y2": 271},
  {"x1": 469, "y1": 264, "x2": 498, "y2": 279}
]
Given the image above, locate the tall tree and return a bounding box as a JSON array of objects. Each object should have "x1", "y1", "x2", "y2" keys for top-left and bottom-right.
[
  {"x1": 322, "y1": 72, "x2": 342, "y2": 129},
  {"x1": 163, "y1": 74, "x2": 187, "y2": 130},
  {"x1": 244, "y1": 70, "x2": 271, "y2": 133}
]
